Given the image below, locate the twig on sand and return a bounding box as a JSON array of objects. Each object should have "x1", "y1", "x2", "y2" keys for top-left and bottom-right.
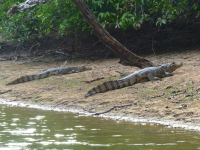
[
  {"x1": 82, "y1": 77, "x2": 105, "y2": 84},
  {"x1": 93, "y1": 103, "x2": 136, "y2": 115},
  {"x1": 0, "y1": 90, "x2": 12, "y2": 95}
]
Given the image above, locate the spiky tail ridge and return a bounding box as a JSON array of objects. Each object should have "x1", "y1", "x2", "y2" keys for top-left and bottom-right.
[
  {"x1": 85, "y1": 79, "x2": 135, "y2": 98},
  {"x1": 6, "y1": 72, "x2": 54, "y2": 85}
]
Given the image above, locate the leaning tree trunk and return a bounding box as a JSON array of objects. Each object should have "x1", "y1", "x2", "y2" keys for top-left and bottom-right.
[
  {"x1": 71, "y1": 0, "x2": 154, "y2": 68},
  {"x1": 7, "y1": 0, "x2": 154, "y2": 68}
]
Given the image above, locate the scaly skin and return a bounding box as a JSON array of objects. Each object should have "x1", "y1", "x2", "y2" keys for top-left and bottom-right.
[
  {"x1": 85, "y1": 62, "x2": 183, "y2": 98},
  {"x1": 6, "y1": 66, "x2": 92, "y2": 85}
]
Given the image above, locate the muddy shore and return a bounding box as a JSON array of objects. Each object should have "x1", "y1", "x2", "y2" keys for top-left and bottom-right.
[{"x1": 1, "y1": 50, "x2": 200, "y2": 131}]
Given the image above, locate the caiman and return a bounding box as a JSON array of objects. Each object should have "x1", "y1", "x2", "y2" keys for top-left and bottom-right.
[
  {"x1": 6, "y1": 66, "x2": 92, "y2": 85},
  {"x1": 85, "y1": 62, "x2": 183, "y2": 98}
]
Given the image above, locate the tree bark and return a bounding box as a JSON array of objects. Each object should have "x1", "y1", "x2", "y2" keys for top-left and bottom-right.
[{"x1": 7, "y1": 0, "x2": 154, "y2": 68}]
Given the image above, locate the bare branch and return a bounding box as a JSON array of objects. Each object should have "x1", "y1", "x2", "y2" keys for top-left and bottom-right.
[
  {"x1": 7, "y1": 0, "x2": 51, "y2": 16},
  {"x1": 92, "y1": 103, "x2": 136, "y2": 115}
]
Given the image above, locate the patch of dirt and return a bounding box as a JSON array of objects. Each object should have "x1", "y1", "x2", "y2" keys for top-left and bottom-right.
[{"x1": 0, "y1": 49, "x2": 200, "y2": 128}]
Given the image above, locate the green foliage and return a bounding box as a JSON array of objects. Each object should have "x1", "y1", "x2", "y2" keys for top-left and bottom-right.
[{"x1": 0, "y1": 0, "x2": 200, "y2": 43}]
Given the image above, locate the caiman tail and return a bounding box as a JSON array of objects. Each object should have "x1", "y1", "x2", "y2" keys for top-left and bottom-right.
[
  {"x1": 85, "y1": 79, "x2": 135, "y2": 98},
  {"x1": 6, "y1": 72, "x2": 53, "y2": 85}
]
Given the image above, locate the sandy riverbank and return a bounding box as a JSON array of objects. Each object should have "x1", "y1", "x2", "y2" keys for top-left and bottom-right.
[{"x1": 1, "y1": 50, "x2": 200, "y2": 131}]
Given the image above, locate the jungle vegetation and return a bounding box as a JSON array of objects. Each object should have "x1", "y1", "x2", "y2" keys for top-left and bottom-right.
[{"x1": 1, "y1": 0, "x2": 199, "y2": 43}]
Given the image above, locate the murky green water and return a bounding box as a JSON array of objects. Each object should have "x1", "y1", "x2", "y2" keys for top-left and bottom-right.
[{"x1": 0, "y1": 104, "x2": 200, "y2": 150}]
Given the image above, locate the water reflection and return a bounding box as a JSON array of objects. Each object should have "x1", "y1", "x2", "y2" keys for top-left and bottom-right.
[{"x1": 0, "y1": 104, "x2": 200, "y2": 149}]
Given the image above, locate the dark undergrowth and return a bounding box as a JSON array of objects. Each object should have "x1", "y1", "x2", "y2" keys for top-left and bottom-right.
[{"x1": 1, "y1": 20, "x2": 200, "y2": 61}]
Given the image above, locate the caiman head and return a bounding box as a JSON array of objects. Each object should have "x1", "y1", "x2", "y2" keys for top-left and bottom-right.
[
  {"x1": 163, "y1": 62, "x2": 183, "y2": 73},
  {"x1": 78, "y1": 66, "x2": 92, "y2": 71}
]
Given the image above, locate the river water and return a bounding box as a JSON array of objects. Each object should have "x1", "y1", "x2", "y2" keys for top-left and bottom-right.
[{"x1": 0, "y1": 104, "x2": 200, "y2": 150}]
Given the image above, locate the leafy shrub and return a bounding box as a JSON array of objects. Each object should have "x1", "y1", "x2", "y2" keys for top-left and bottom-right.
[{"x1": 0, "y1": 0, "x2": 200, "y2": 43}]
